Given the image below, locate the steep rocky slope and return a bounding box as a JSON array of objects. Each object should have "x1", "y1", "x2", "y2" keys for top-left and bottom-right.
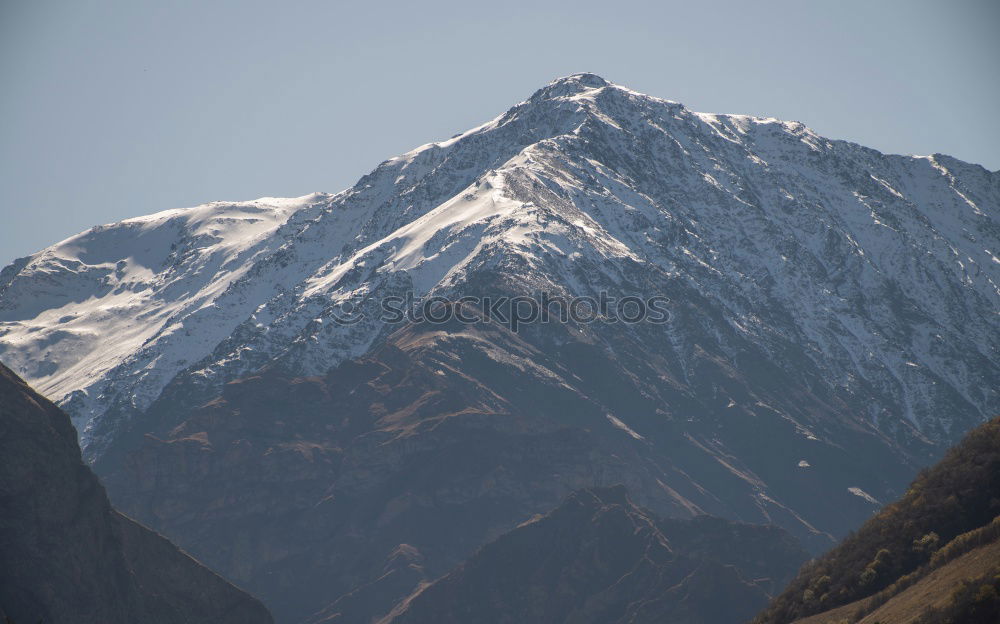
[
  {"x1": 104, "y1": 312, "x2": 908, "y2": 623},
  {"x1": 2, "y1": 74, "x2": 996, "y2": 462},
  {"x1": 0, "y1": 362, "x2": 273, "y2": 624},
  {"x1": 754, "y1": 416, "x2": 1000, "y2": 624},
  {"x1": 374, "y1": 486, "x2": 805, "y2": 624}
]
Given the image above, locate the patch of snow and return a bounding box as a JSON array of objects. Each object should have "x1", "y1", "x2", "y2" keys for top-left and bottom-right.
[
  {"x1": 607, "y1": 414, "x2": 644, "y2": 440},
  {"x1": 848, "y1": 487, "x2": 880, "y2": 505}
]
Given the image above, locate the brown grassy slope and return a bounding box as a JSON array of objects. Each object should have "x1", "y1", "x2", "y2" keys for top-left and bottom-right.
[
  {"x1": 792, "y1": 535, "x2": 1000, "y2": 624},
  {"x1": 754, "y1": 416, "x2": 1000, "y2": 624}
]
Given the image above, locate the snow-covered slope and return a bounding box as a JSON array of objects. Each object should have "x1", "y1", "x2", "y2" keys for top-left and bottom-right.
[
  {"x1": 0, "y1": 195, "x2": 323, "y2": 440},
  {"x1": 1, "y1": 73, "x2": 997, "y2": 459}
]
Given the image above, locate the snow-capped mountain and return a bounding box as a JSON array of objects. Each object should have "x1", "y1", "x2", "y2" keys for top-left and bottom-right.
[
  {"x1": 6, "y1": 73, "x2": 998, "y2": 623},
  {"x1": 1, "y1": 73, "x2": 997, "y2": 462}
]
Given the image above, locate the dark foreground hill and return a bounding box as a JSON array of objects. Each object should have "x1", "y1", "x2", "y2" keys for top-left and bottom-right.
[
  {"x1": 0, "y1": 363, "x2": 273, "y2": 624},
  {"x1": 754, "y1": 416, "x2": 1000, "y2": 624},
  {"x1": 372, "y1": 485, "x2": 805, "y2": 624}
]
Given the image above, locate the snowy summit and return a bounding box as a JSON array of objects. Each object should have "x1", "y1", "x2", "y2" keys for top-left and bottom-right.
[{"x1": 0, "y1": 74, "x2": 997, "y2": 465}]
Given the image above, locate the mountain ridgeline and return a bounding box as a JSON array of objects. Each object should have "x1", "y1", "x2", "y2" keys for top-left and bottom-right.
[
  {"x1": 377, "y1": 486, "x2": 806, "y2": 624},
  {"x1": 0, "y1": 74, "x2": 997, "y2": 623}
]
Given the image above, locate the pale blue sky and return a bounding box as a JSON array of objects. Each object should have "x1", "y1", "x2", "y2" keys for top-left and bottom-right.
[{"x1": 2, "y1": 0, "x2": 998, "y2": 266}]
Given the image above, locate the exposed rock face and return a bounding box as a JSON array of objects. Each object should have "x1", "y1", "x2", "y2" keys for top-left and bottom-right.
[
  {"x1": 377, "y1": 486, "x2": 805, "y2": 624},
  {"x1": 0, "y1": 362, "x2": 273, "y2": 624}
]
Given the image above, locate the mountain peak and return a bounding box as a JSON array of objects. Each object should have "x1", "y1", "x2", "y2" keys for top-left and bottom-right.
[
  {"x1": 530, "y1": 72, "x2": 612, "y2": 100},
  {"x1": 556, "y1": 72, "x2": 610, "y2": 87}
]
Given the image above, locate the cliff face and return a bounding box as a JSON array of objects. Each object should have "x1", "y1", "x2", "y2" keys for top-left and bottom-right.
[
  {"x1": 0, "y1": 362, "x2": 273, "y2": 624},
  {"x1": 375, "y1": 486, "x2": 806, "y2": 624}
]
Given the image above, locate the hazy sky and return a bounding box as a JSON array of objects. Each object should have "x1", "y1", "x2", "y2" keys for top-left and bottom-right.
[{"x1": 2, "y1": 0, "x2": 998, "y2": 266}]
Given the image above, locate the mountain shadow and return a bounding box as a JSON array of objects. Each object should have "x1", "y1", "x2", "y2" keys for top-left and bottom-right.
[{"x1": 0, "y1": 362, "x2": 273, "y2": 624}]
